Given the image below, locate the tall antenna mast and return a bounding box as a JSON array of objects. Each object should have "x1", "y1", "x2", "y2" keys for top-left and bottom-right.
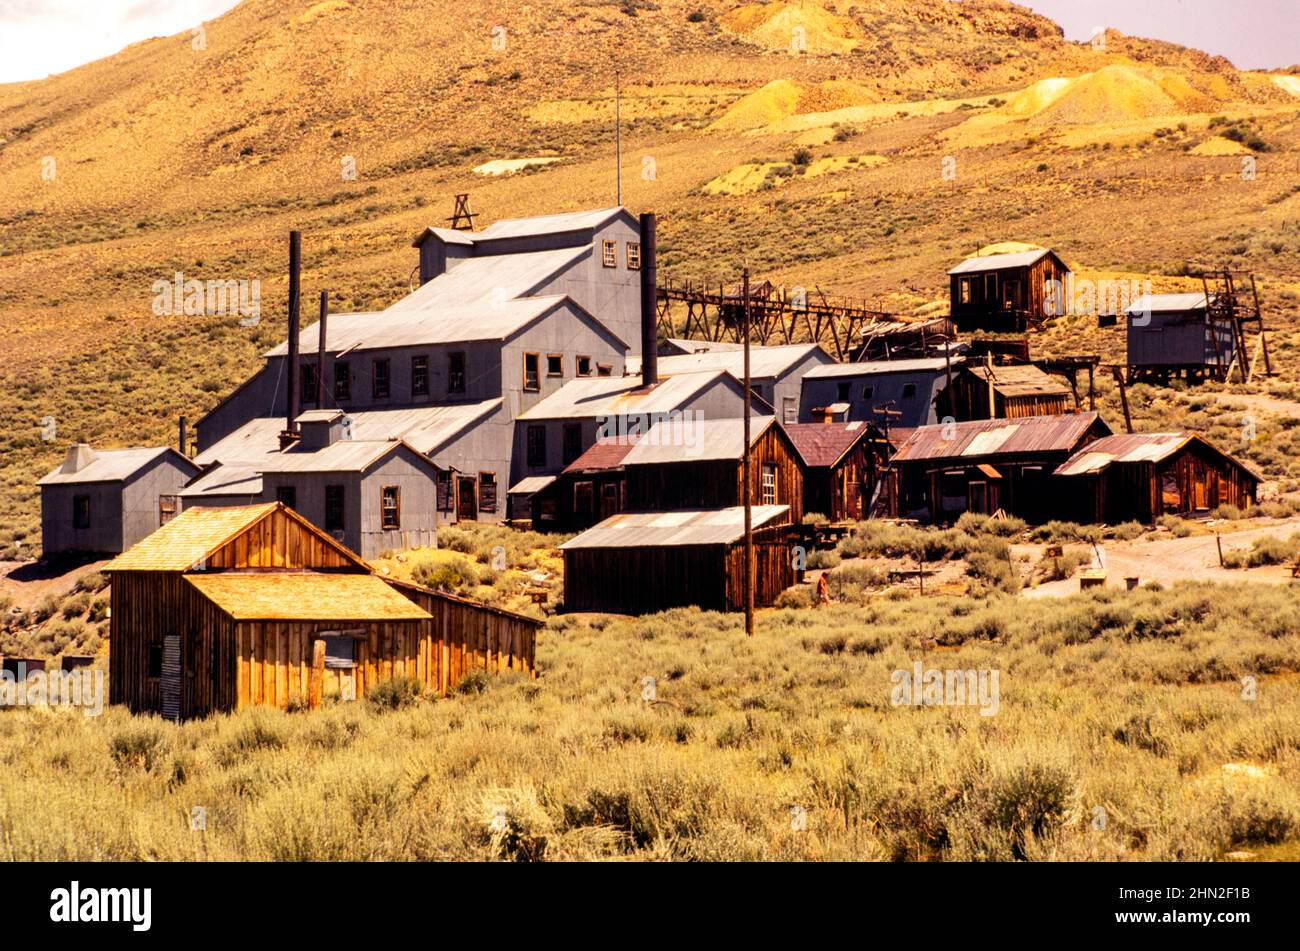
[{"x1": 615, "y1": 66, "x2": 623, "y2": 207}]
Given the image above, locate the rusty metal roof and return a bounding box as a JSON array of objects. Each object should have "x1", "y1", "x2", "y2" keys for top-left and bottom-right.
[
  {"x1": 784, "y1": 421, "x2": 877, "y2": 468},
  {"x1": 562, "y1": 439, "x2": 638, "y2": 474},
  {"x1": 559, "y1": 505, "x2": 790, "y2": 550},
  {"x1": 893, "y1": 413, "x2": 1107, "y2": 462},
  {"x1": 1054, "y1": 432, "x2": 1263, "y2": 480}
]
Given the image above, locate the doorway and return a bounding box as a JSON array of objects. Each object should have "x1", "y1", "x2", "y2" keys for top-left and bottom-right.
[{"x1": 456, "y1": 476, "x2": 477, "y2": 521}]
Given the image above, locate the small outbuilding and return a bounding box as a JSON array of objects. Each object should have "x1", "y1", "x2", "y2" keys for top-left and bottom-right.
[
  {"x1": 560, "y1": 506, "x2": 794, "y2": 614},
  {"x1": 1053, "y1": 432, "x2": 1261, "y2": 525},
  {"x1": 944, "y1": 363, "x2": 1072, "y2": 421},
  {"x1": 39, "y1": 444, "x2": 200, "y2": 556},
  {"x1": 1125, "y1": 293, "x2": 1236, "y2": 383},
  {"x1": 532, "y1": 439, "x2": 634, "y2": 531},
  {"x1": 783, "y1": 421, "x2": 888, "y2": 522},
  {"x1": 949, "y1": 248, "x2": 1070, "y2": 331}
]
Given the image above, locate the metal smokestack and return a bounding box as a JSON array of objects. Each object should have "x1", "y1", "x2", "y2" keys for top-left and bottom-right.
[
  {"x1": 639, "y1": 212, "x2": 658, "y2": 388},
  {"x1": 178, "y1": 415, "x2": 188, "y2": 457},
  {"x1": 282, "y1": 230, "x2": 302, "y2": 450},
  {"x1": 316, "y1": 290, "x2": 329, "y2": 407}
]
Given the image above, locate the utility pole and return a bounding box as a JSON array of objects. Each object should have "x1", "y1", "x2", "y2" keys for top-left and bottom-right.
[
  {"x1": 743, "y1": 267, "x2": 754, "y2": 637},
  {"x1": 615, "y1": 67, "x2": 622, "y2": 207}
]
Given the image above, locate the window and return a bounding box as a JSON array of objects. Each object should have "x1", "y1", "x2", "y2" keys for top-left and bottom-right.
[
  {"x1": 782, "y1": 396, "x2": 798, "y2": 425},
  {"x1": 597, "y1": 364, "x2": 613, "y2": 377},
  {"x1": 323, "y1": 634, "x2": 356, "y2": 670},
  {"x1": 523, "y1": 353, "x2": 540, "y2": 392},
  {"x1": 562, "y1": 423, "x2": 583, "y2": 465},
  {"x1": 372, "y1": 358, "x2": 390, "y2": 400},
  {"x1": 837, "y1": 382, "x2": 851, "y2": 402},
  {"x1": 1003, "y1": 279, "x2": 1020, "y2": 310},
  {"x1": 301, "y1": 363, "x2": 318, "y2": 404},
  {"x1": 576, "y1": 355, "x2": 592, "y2": 377},
  {"x1": 479, "y1": 472, "x2": 497, "y2": 514},
  {"x1": 761, "y1": 464, "x2": 778, "y2": 505},
  {"x1": 627, "y1": 242, "x2": 641, "y2": 270},
  {"x1": 574, "y1": 481, "x2": 594, "y2": 518},
  {"x1": 901, "y1": 383, "x2": 917, "y2": 398},
  {"x1": 72, "y1": 495, "x2": 90, "y2": 529},
  {"x1": 862, "y1": 385, "x2": 875, "y2": 401},
  {"x1": 602, "y1": 239, "x2": 617, "y2": 267},
  {"x1": 159, "y1": 495, "x2": 179, "y2": 526},
  {"x1": 984, "y1": 273, "x2": 997, "y2": 302},
  {"x1": 381, "y1": 486, "x2": 400, "y2": 529},
  {"x1": 325, "y1": 485, "x2": 345, "y2": 532},
  {"x1": 147, "y1": 644, "x2": 162, "y2": 679},
  {"x1": 527, "y1": 425, "x2": 547, "y2": 468},
  {"x1": 435, "y1": 471, "x2": 454, "y2": 512},
  {"x1": 334, "y1": 361, "x2": 351, "y2": 401},
  {"x1": 448, "y1": 351, "x2": 465, "y2": 394},
  {"x1": 411, "y1": 355, "x2": 429, "y2": 397},
  {"x1": 275, "y1": 485, "x2": 297, "y2": 511},
  {"x1": 959, "y1": 277, "x2": 972, "y2": 305},
  {"x1": 546, "y1": 354, "x2": 563, "y2": 378}
]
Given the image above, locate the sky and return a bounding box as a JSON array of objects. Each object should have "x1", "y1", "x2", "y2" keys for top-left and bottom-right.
[{"x1": 0, "y1": 0, "x2": 1295, "y2": 84}]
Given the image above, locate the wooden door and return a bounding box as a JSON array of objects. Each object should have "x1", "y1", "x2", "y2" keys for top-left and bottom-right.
[{"x1": 456, "y1": 477, "x2": 477, "y2": 521}]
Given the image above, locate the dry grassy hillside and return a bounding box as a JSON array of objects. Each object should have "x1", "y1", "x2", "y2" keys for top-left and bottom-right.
[{"x1": 1, "y1": 0, "x2": 1299, "y2": 551}]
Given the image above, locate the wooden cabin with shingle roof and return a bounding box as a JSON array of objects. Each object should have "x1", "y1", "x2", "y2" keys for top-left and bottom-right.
[
  {"x1": 103, "y1": 502, "x2": 538, "y2": 720},
  {"x1": 784, "y1": 421, "x2": 889, "y2": 522}
]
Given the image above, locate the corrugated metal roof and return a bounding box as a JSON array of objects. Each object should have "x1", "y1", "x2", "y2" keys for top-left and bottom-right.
[
  {"x1": 559, "y1": 505, "x2": 789, "y2": 550},
  {"x1": 948, "y1": 248, "x2": 1053, "y2": 275},
  {"x1": 893, "y1": 413, "x2": 1106, "y2": 462},
  {"x1": 963, "y1": 364, "x2": 1070, "y2": 398},
  {"x1": 1125, "y1": 293, "x2": 1207, "y2": 315},
  {"x1": 412, "y1": 226, "x2": 475, "y2": 247},
  {"x1": 507, "y1": 475, "x2": 557, "y2": 495},
  {"x1": 296, "y1": 409, "x2": 345, "y2": 423},
  {"x1": 784, "y1": 421, "x2": 874, "y2": 468},
  {"x1": 622, "y1": 416, "x2": 775, "y2": 465},
  {"x1": 38, "y1": 447, "x2": 196, "y2": 485},
  {"x1": 186, "y1": 573, "x2": 431, "y2": 621},
  {"x1": 475, "y1": 207, "x2": 625, "y2": 241},
  {"x1": 178, "y1": 465, "x2": 264, "y2": 499},
  {"x1": 195, "y1": 401, "x2": 502, "y2": 466},
  {"x1": 266, "y1": 439, "x2": 431, "y2": 474},
  {"x1": 1053, "y1": 432, "x2": 1262, "y2": 479},
  {"x1": 517, "y1": 370, "x2": 734, "y2": 420},
  {"x1": 804, "y1": 355, "x2": 963, "y2": 379},
  {"x1": 103, "y1": 503, "x2": 279, "y2": 571},
  {"x1": 627, "y1": 343, "x2": 829, "y2": 380},
  {"x1": 663, "y1": 338, "x2": 744, "y2": 354}
]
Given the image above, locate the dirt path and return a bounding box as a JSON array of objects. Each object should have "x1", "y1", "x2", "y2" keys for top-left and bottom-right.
[
  {"x1": 0, "y1": 558, "x2": 106, "y2": 612},
  {"x1": 1018, "y1": 518, "x2": 1300, "y2": 598},
  {"x1": 1210, "y1": 392, "x2": 1300, "y2": 419}
]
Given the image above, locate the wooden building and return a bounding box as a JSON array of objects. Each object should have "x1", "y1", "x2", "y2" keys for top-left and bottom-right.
[
  {"x1": 621, "y1": 416, "x2": 805, "y2": 524},
  {"x1": 1054, "y1": 432, "x2": 1261, "y2": 525},
  {"x1": 948, "y1": 248, "x2": 1069, "y2": 332},
  {"x1": 38, "y1": 444, "x2": 199, "y2": 556},
  {"x1": 944, "y1": 363, "x2": 1071, "y2": 421},
  {"x1": 103, "y1": 502, "x2": 538, "y2": 720},
  {"x1": 1125, "y1": 293, "x2": 1236, "y2": 383},
  {"x1": 889, "y1": 413, "x2": 1111, "y2": 524},
  {"x1": 531, "y1": 439, "x2": 634, "y2": 531},
  {"x1": 784, "y1": 422, "x2": 888, "y2": 522},
  {"x1": 560, "y1": 506, "x2": 794, "y2": 614}
]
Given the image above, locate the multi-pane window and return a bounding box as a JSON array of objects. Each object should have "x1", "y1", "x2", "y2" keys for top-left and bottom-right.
[
  {"x1": 448, "y1": 352, "x2": 466, "y2": 394},
  {"x1": 523, "y1": 353, "x2": 540, "y2": 392},
  {"x1": 435, "y1": 471, "x2": 454, "y2": 512},
  {"x1": 546, "y1": 354, "x2": 563, "y2": 378},
  {"x1": 381, "y1": 486, "x2": 400, "y2": 529},
  {"x1": 601, "y1": 240, "x2": 617, "y2": 268},
  {"x1": 300, "y1": 363, "x2": 318, "y2": 404},
  {"x1": 562, "y1": 424, "x2": 583, "y2": 465},
  {"x1": 159, "y1": 495, "x2": 178, "y2": 526},
  {"x1": 576, "y1": 355, "x2": 592, "y2": 377},
  {"x1": 325, "y1": 485, "x2": 345, "y2": 532},
  {"x1": 411, "y1": 355, "x2": 429, "y2": 397},
  {"x1": 73, "y1": 495, "x2": 90, "y2": 529},
  {"x1": 527, "y1": 425, "x2": 547, "y2": 468},
  {"x1": 959, "y1": 278, "x2": 972, "y2": 305},
  {"x1": 761, "y1": 464, "x2": 778, "y2": 505},
  {"x1": 372, "y1": 358, "x2": 390, "y2": 400},
  {"x1": 334, "y1": 361, "x2": 351, "y2": 401},
  {"x1": 479, "y1": 472, "x2": 497, "y2": 514},
  {"x1": 627, "y1": 242, "x2": 641, "y2": 270}
]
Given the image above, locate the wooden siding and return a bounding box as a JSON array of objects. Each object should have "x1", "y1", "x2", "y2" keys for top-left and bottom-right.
[
  {"x1": 1068, "y1": 445, "x2": 1259, "y2": 525},
  {"x1": 950, "y1": 254, "x2": 1066, "y2": 331},
  {"x1": 802, "y1": 440, "x2": 880, "y2": 522},
  {"x1": 202, "y1": 508, "x2": 358, "y2": 570}
]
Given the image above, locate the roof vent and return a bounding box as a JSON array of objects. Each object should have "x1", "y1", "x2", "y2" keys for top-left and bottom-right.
[{"x1": 60, "y1": 443, "x2": 97, "y2": 474}]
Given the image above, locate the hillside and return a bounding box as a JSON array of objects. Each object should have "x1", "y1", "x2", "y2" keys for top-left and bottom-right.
[{"x1": 1, "y1": 0, "x2": 1300, "y2": 552}]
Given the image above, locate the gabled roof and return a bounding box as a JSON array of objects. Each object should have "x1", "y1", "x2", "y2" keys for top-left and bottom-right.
[
  {"x1": 948, "y1": 248, "x2": 1060, "y2": 275},
  {"x1": 1125, "y1": 293, "x2": 1207, "y2": 315},
  {"x1": 784, "y1": 421, "x2": 879, "y2": 468},
  {"x1": 412, "y1": 226, "x2": 475, "y2": 247},
  {"x1": 262, "y1": 439, "x2": 432, "y2": 474},
  {"x1": 804, "y1": 355, "x2": 963, "y2": 379},
  {"x1": 474, "y1": 207, "x2": 628, "y2": 241},
  {"x1": 195, "y1": 401, "x2": 503, "y2": 466},
  {"x1": 893, "y1": 413, "x2": 1108, "y2": 462},
  {"x1": 517, "y1": 370, "x2": 763, "y2": 420},
  {"x1": 38, "y1": 446, "x2": 198, "y2": 486},
  {"x1": 622, "y1": 416, "x2": 776, "y2": 466},
  {"x1": 627, "y1": 343, "x2": 831, "y2": 381},
  {"x1": 961, "y1": 363, "x2": 1070, "y2": 398},
  {"x1": 186, "y1": 573, "x2": 431, "y2": 622},
  {"x1": 662, "y1": 338, "x2": 744, "y2": 355},
  {"x1": 559, "y1": 505, "x2": 790, "y2": 550},
  {"x1": 1054, "y1": 432, "x2": 1263, "y2": 480},
  {"x1": 103, "y1": 502, "x2": 369, "y2": 572}
]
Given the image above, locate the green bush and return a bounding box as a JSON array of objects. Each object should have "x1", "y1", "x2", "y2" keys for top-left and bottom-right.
[{"x1": 368, "y1": 675, "x2": 423, "y2": 710}]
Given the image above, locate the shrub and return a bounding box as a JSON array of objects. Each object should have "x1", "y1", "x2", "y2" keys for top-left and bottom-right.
[
  {"x1": 806, "y1": 549, "x2": 840, "y2": 570},
  {"x1": 368, "y1": 675, "x2": 422, "y2": 710},
  {"x1": 60, "y1": 592, "x2": 90, "y2": 620}
]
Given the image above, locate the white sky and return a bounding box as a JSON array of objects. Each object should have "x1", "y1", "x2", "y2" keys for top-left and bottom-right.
[{"x1": 0, "y1": 0, "x2": 242, "y2": 83}]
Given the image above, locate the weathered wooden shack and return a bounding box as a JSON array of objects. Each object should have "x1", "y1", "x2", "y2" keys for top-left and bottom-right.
[
  {"x1": 889, "y1": 413, "x2": 1112, "y2": 524},
  {"x1": 103, "y1": 502, "x2": 538, "y2": 719},
  {"x1": 784, "y1": 422, "x2": 888, "y2": 522},
  {"x1": 1054, "y1": 432, "x2": 1261, "y2": 525},
  {"x1": 1125, "y1": 293, "x2": 1236, "y2": 383},
  {"x1": 39, "y1": 444, "x2": 199, "y2": 555},
  {"x1": 531, "y1": 439, "x2": 634, "y2": 531},
  {"x1": 621, "y1": 416, "x2": 805, "y2": 524},
  {"x1": 944, "y1": 363, "x2": 1071, "y2": 421},
  {"x1": 560, "y1": 506, "x2": 794, "y2": 614},
  {"x1": 949, "y1": 248, "x2": 1069, "y2": 331}
]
